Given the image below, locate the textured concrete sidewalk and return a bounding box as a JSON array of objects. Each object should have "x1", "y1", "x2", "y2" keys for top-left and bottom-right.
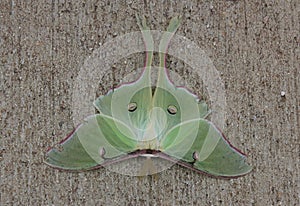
[{"x1": 1, "y1": 1, "x2": 299, "y2": 205}]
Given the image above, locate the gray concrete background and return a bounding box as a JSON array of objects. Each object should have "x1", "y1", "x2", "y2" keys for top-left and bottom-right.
[{"x1": 1, "y1": 0, "x2": 299, "y2": 205}]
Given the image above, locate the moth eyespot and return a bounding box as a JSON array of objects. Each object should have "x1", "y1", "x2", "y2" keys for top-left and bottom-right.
[
  {"x1": 167, "y1": 105, "x2": 177, "y2": 115},
  {"x1": 192, "y1": 151, "x2": 199, "y2": 161},
  {"x1": 99, "y1": 147, "x2": 106, "y2": 158},
  {"x1": 128, "y1": 102, "x2": 137, "y2": 112}
]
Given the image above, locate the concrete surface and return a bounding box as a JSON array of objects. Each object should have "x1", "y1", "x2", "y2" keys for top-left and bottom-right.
[{"x1": 1, "y1": 0, "x2": 299, "y2": 205}]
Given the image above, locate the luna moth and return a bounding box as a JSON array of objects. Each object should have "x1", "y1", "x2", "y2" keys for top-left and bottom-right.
[{"x1": 45, "y1": 15, "x2": 252, "y2": 178}]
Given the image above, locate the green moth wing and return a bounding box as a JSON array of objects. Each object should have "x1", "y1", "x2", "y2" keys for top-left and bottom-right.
[
  {"x1": 152, "y1": 16, "x2": 210, "y2": 138},
  {"x1": 94, "y1": 15, "x2": 154, "y2": 135},
  {"x1": 160, "y1": 118, "x2": 252, "y2": 177},
  {"x1": 93, "y1": 71, "x2": 152, "y2": 134},
  {"x1": 45, "y1": 114, "x2": 137, "y2": 170}
]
